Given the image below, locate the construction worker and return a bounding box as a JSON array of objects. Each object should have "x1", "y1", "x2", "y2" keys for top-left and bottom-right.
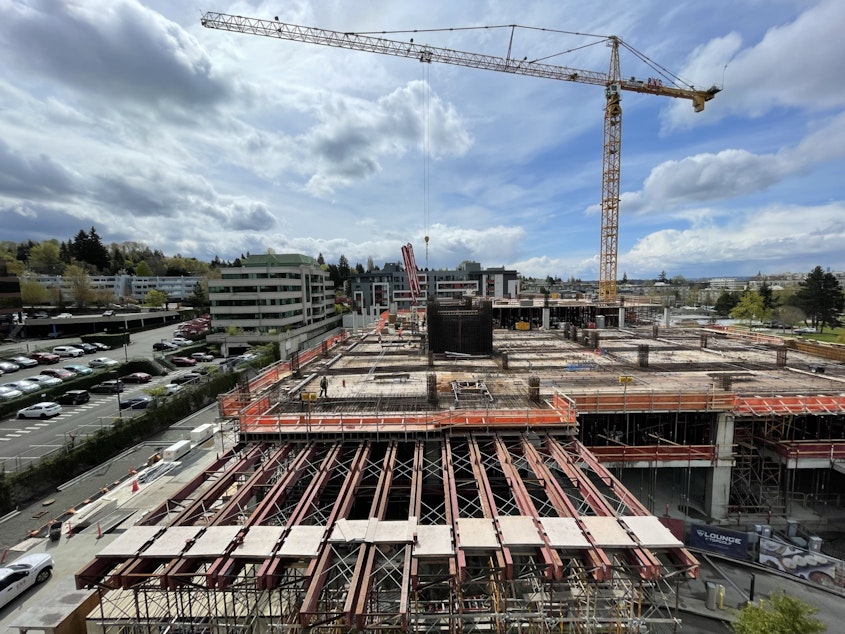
[{"x1": 319, "y1": 376, "x2": 328, "y2": 397}]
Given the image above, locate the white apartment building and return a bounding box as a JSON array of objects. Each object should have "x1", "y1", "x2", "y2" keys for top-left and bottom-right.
[{"x1": 207, "y1": 254, "x2": 341, "y2": 353}]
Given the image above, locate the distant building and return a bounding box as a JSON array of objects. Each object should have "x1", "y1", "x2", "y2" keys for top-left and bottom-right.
[
  {"x1": 207, "y1": 254, "x2": 340, "y2": 356},
  {"x1": 349, "y1": 260, "x2": 519, "y2": 315},
  {"x1": 19, "y1": 274, "x2": 202, "y2": 303}
]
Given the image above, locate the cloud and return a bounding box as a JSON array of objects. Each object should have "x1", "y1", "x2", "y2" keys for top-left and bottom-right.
[
  {"x1": 299, "y1": 81, "x2": 471, "y2": 195},
  {"x1": 0, "y1": 139, "x2": 78, "y2": 199},
  {"x1": 665, "y1": 0, "x2": 845, "y2": 127},
  {"x1": 0, "y1": 0, "x2": 231, "y2": 109},
  {"x1": 622, "y1": 202, "x2": 845, "y2": 274}
]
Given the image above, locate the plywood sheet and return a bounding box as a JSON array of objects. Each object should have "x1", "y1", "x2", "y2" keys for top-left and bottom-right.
[
  {"x1": 456, "y1": 518, "x2": 498, "y2": 549},
  {"x1": 498, "y1": 516, "x2": 544, "y2": 547},
  {"x1": 141, "y1": 526, "x2": 202, "y2": 557},
  {"x1": 185, "y1": 526, "x2": 242, "y2": 557},
  {"x1": 539, "y1": 517, "x2": 591, "y2": 549},
  {"x1": 234, "y1": 526, "x2": 285, "y2": 558},
  {"x1": 276, "y1": 525, "x2": 325, "y2": 557},
  {"x1": 413, "y1": 525, "x2": 454, "y2": 557},
  {"x1": 580, "y1": 516, "x2": 635, "y2": 547},
  {"x1": 97, "y1": 526, "x2": 162, "y2": 557},
  {"x1": 329, "y1": 519, "x2": 369, "y2": 543},
  {"x1": 621, "y1": 516, "x2": 683, "y2": 548},
  {"x1": 373, "y1": 520, "x2": 414, "y2": 544}
]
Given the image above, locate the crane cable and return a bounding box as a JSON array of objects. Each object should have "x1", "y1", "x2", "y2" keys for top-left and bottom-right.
[{"x1": 423, "y1": 62, "x2": 431, "y2": 268}]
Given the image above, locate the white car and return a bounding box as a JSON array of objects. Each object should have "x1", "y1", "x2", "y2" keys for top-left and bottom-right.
[
  {"x1": 191, "y1": 352, "x2": 215, "y2": 362},
  {"x1": 55, "y1": 312, "x2": 73, "y2": 318},
  {"x1": 2, "y1": 381, "x2": 39, "y2": 394},
  {"x1": 17, "y1": 402, "x2": 62, "y2": 419},
  {"x1": 0, "y1": 387, "x2": 23, "y2": 401},
  {"x1": 7, "y1": 355, "x2": 37, "y2": 368},
  {"x1": 89, "y1": 357, "x2": 119, "y2": 368},
  {"x1": 163, "y1": 383, "x2": 183, "y2": 396},
  {"x1": 52, "y1": 345, "x2": 84, "y2": 357},
  {"x1": 0, "y1": 552, "x2": 53, "y2": 609},
  {"x1": 23, "y1": 375, "x2": 63, "y2": 388},
  {"x1": 170, "y1": 338, "x2": 191, "y2": 347}
]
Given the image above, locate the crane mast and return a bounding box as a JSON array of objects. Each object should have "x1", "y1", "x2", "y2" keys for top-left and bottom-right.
[{"x1": 201, "y1": 12, "x2": 718, "y2": 302}]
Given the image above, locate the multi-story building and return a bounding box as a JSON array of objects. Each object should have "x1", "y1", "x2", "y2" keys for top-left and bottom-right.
[
  {"x1": 207, "y1": 254, "x2": 340, "y2": 356},
  {"x1": 130, "y1": 276, "x2": 203, "y2": 302},
  {"x1": 349, "y1": 260, "x2": 519, "y2": 315},
  {"x1": 20, "y1": 273, "x2": 202, "y2": 304}
]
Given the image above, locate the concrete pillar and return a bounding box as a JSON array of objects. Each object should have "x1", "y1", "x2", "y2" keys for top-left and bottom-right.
[
  {"x1": 542, "y1": 307, "x2": 550, "y2": 330},
  {"x1": 704, "y1": 412, "x2": 735, "y2": 520},
  {"x1": 618, "y1": 306, "x2": 626, "y2": 329}
]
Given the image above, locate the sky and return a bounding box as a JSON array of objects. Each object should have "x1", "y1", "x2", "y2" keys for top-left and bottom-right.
[{"x1": 1, "y1": 0, "x2": 844, "y2": 281}]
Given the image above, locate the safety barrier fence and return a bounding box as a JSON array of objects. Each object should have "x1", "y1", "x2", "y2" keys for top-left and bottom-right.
[{"x1": 587, "y1": 444, "x2": 717, "y2": 463}]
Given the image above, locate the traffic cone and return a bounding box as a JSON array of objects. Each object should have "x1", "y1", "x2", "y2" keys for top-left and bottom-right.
[{"x1": 131, "y1": 479, "x2": 139, "y2": 492}]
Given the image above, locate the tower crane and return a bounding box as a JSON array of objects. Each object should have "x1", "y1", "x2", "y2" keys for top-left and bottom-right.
[{"x1": 201, "y1": 12, "x2": 719, "y2": 302}]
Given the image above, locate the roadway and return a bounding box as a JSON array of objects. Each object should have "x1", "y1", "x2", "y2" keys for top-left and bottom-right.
[{"x1": 0, "y1": 323, "x2": 207, "y2": 472}]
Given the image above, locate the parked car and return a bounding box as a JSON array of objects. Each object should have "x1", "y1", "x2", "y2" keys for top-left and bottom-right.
[
  {"x1": 121, "y1": 372, "x2": 152, "y2": 384},
  {"x1": 89, "y1": 380, "x2": 124, "y2": 394},
  {"x1": 56, "y1": 389, "x2": 90, "y2": 405},
  {"x1": 52, "y1": 345, "x2": 84, "y2": 358},
  {"x1": 120, "y1": 396, "x2": 153, "y2": 410},
  {"x1": 170, "y1": 337, "x2": 192, "y2": 347},
  {"x1": 191, "y1": 352, "x2": 215, "y2": 362},
  {"x1": 89, "y1": 357, "x2": 119, "y2": 368},
  {"x1": 0, "y1": 552, "x2": 53, "y2": 609},
  {"x1": 23, "y1": 375, "x2": 63, "y2": 388},
  {"x1": 171, "y1": 372, "x2": 201, "y2": 385},
  {"x1": 32, "y1": 311, "x2": 49, "y2": 319},
  {"x1": 63, "y1": 364, "x2": 93, "y2": 376},
  {"x1": 102, "y1": 310, "x2": 115, "y2": 317},
  {"x1": 40, "y1": 368, "x2": 76, "y2": 381},
  {"x1": 7, "y1": 355, "x2": 37, "y2": 368},
  {"x1": 29, "y1": 351, "x2": 60, "y2": 365},
  {"x1": 153, "y1": 341, "x2": 178, "y2": 351},
  {"x1": 77, "y1": 343, "x2": 99, "y2": 354},
  {"x1": 55, "y1": 312, "x2": 73, "y2": 319},
  {"x1": 92, "y1": 342, "x2": 111, "y2": 351},
  {"x1": 0, "y1": 361, "x2": 20, "y2": 373},
  {"x1": 2, "y1": 380, "x2": 40, "y2": 394},
  {"x1": 163, "y1": 383, "x2": 183, "y2": 396},
  {"x1": 171, "y1": 356, "x2": 197, "y2": 367},
  {"x1": 0, "y1": 386, "x2": 23, "y2": 401},
  {"x1": 17, "y1": 402, "x2": 62, "y2": 419}
]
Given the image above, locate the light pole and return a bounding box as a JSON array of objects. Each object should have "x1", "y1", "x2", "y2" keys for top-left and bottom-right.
[
  {"x1": 122, "y1": 319, "x2": 129, "y2": 363},
  {"x1": 114, "y1": 370, "x2": 123, "y2": 420}
]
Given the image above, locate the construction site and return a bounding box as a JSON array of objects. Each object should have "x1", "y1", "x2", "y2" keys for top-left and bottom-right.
[{"x1": 74, "y1": 299, "x2": 845, "y2": 632}]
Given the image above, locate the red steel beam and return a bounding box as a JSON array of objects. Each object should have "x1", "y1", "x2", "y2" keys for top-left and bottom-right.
[{"x1": 492, "y1": 436, "x2": 563, "y2": 580}]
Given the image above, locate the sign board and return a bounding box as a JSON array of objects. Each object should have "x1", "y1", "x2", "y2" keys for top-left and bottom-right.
[
  {"x1": 301, "y1": 392, "x2": 318, "y2": 402},
  {"x1": 618, "y1": 375, "x2": 634, "y2": 384},
  {"x1": 688, "y1": 524, "x2": 749, "y2": 559}
]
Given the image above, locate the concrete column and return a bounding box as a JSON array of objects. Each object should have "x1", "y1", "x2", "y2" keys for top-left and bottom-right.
[
  {"x1": 704, "y1": 412, "x2": 735, "y2": 520},
  {"x1": 542, "y1": 307, "x2": 550, "y2": 330},
  {"x1": 618, "y1": 306, "x2": 626, "y2": 329}
]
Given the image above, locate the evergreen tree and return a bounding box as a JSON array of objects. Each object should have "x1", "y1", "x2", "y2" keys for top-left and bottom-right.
[
  {"x1": 758, "y1": 280, "x2": 779, "y2": 310},
  {"x1": 317, "y1": 252, "x2": 325, "y2": 266},
  {"x1": 338, "y1": 254, "x2": 350, "y2": 280},
  {"x1": 791, "y1": 266, "x2": 844, "y2": 333},
  {"x1": 355, "y1": 262, "x2": 365, "y2": 274},
  {"x1": 714, "y1": 291, "x2": 741, "y2": 317}
]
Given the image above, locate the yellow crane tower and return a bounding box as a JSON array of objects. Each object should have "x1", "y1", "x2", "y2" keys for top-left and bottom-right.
[{"x1": 201, "y1": 13, "x2": 719, "y2": 302}]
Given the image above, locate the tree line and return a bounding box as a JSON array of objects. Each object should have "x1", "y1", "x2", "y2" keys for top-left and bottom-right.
[{"x1": 714, "y1": 267, "x2": 844, "y2": 333}]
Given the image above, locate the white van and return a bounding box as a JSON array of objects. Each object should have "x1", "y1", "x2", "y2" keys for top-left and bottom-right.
[{"x1": 53, "y1": 346, "x2": 84, "y2": 357}]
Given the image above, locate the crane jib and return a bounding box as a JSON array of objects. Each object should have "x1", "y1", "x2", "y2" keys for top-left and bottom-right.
[{"x1": 201, "y1": 11, "x2": 718, "y2": 303}]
